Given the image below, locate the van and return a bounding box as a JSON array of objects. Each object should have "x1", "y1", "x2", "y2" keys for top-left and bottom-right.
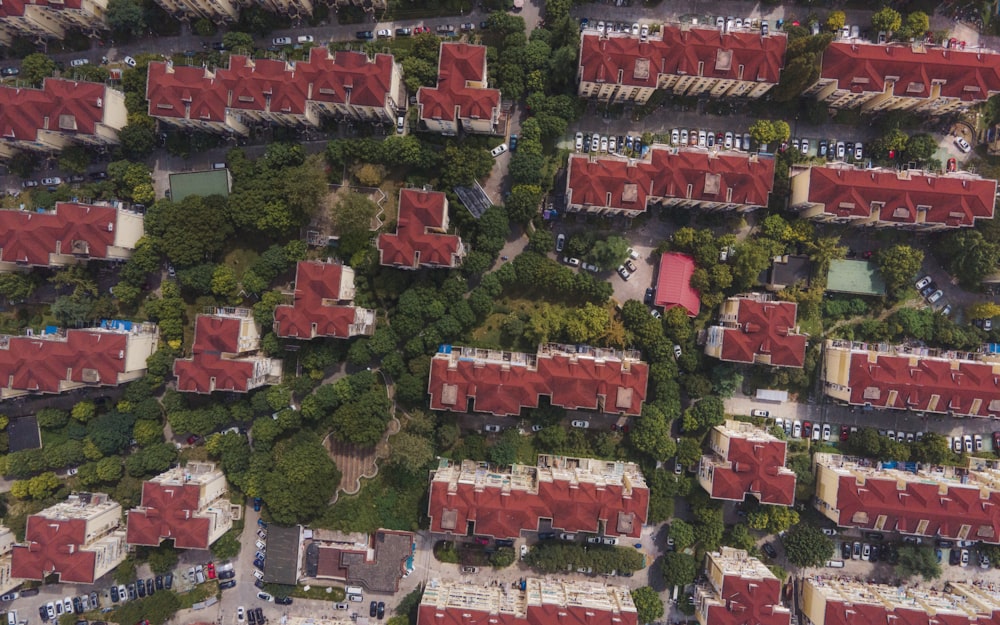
[
  {"x1": 8, "y1": 609, "x2": 17, "y2": 625},
  {"x1": 212, "y1": 162, "x2": 226, "y2": 170},
  {"x1": 672, "y1": 586, "x2": 679, "y2": 602},
  {"x1": 345, "y1": 586, "x2": 363, "y2": 597},
  {"x1": 396, "y1": 116, "x2": 405, "y2": 134},
  {"x1": 826, "y1": 560, "x2": 845, "y2": 568}
]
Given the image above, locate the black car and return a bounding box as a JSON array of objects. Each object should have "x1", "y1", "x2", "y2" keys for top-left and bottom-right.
[
  {"x1": 377, "y1": 602, "x2": 385, "y2": 619},
  {"x1": 254, "y1": 608, "x2": 264, "y2": 623},
  {"x1": 127, "y1": 583, "x2": 136, "y2": 600},
  {"x1": 869, "y1": 544, "x2": 880, "y2": 561},
  {"x1": 395, "y1": 28, "x2": 410, "y2": 36},
  {"x1": 865, "y1": 532, "x2": 884, "y2": 541},
  {"x1": 950, "y1": 549, "x2": 962, "y2": 566},
  {"x1": 254, "y1": 579, "x2": 265, "y2": 589},
  {"x1": 644, "y1": 288, "x2": 654, "y2": 305},
  {"x1": 211, "y1": 41, "x2": 226, "y2": 50},
  {"x1": 538, "y1": 532, "x2": 556, "y2": 540},
  {"x1": 146, "y1": 579, "x2": 155, "y2": 595},
  {"x1": 164, "y1": 573, "x2": 173, "y2": 589},
  {"x1": 274, "y1": 597, "x2": 293, "y2": 605},
  {"x1": 253, "y1": 558, "x2": 265, "y2": 570},
  {"x1": 73, "y1": 596, "x2": 83, "y2": 614},
  {"x1": 617, "y1": 135, "x2": 624, "y2": 153},
  {"x1": 248, "y1": 609, "x2": 257, "y2": 625},
  {"x1": 155, "y1": 575, "x2": 163, "y2": 590},
  {"x1": 219, "y1": 570, "x2": 235, "y2": 580},
  {"x1": 110, "y1": 586, "x2": 119, "y2": 603},
  {"x1": 68, "y1": 174, "x2": 86, "y2": 183},
  {"x1": 219, "y1": 580, "x2": 236, "y2": 590},
  {"x1": 1, "y1": 67, "x2": 19, "y2": 77},
  {"x1": 370, "y1": 601, "x2": 378, "y2": 618},
  {"x1": 356, "y1": 31, "x2": 374, "y2": 40},
  {"x1": 762, "y1": 543, "x2": 777, "y2": 558},
  {"x1": 88, "y1": 171, "x2": 108, "y2": 181},
  {"x1": 39, "y1": 606, "x2": 49, "y2": 621},
  {"x1": 840, "y1": 541, "x2": 851, "y2": 560},
  {"x1": 136, "y1": 580, "x2": 146, "y2": 598},
  {"x1": 90, "y1": 592, "x2": 99, "y2": 608}
]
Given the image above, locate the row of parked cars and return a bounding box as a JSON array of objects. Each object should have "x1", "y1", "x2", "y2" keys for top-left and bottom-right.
[
  {"x1": 671, "y1": 129, "x2": 753, "y2": 152},
  {"x1": 951, "y1": 433, "x2": 1000, "y2": 453},
  {"x1": 574, "y1": 132, "x2": 649, "y2": 157},
  {"x1": 914, "y1": 275, "x2": 951, "y2": 316}
]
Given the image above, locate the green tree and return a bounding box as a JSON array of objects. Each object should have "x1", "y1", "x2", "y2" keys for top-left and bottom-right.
[
  {"x1": 71, "y1": 401, "x2": 96, "y2": 423},
  {"x1": 669, "y1": 520, "x2": 695, "y2": 550},
  {"x1": 676, "y1": 437, "x2": 702, "y2": 468},
  {"x1": 118, "y1": 124, "x2": 157, "y2": 159},
  {"x1": 211, "y1": 265, "x2": 239, "y2": 300},
  {"x1": 938, "y1": 230, "x2": 1000, "y2": 288},
  {"x1": 146, "y1": 545, "x2": 179, "y2": 574},
  {"x1": 489, "y1": 547, "x2": 516, "y2": 568},
  {"x1": 749, "y1": 119, "x2": 778, "y2": 145},
  {"x1": 106, "y1": 0, "x2": 146, "y2": 36},
  {"x1": 905, "y1": 11, "x2": 930, "y2": 36},
  {"x1": 660, "y1": 552, "x2": 697, "y2": 587},
  {"x1": 684, "y1": 396, "x2": 725, "y2": 431},
  {"x1": 905, "y1": 133, "x2": 937, "y2": 162},
  {"x1": 896, "y1": 544, "x2": 941, "y2": 581},
  {"x1": 332, "y1": 191, "x2": 378, "y2": 259},
  {"x1": 589, "y1": 236, "x2": 630, "y2": 269},
  {"x1": 211, "y1": 528, "x2": 242, "y2": 560},
  {"x1": 826, "y1": 11, "x2": 846, "y2": 32},
  {"x1": 387, "y1": 432, "x2": 435, "y2": 475},
  {"x1": 631, "y1": 404, "x2": 677, "y2": 460},
  {"x1": 782, "y1": 523, "x2": 834, "y2": 568},
  {"x1": 876, "y1": 244, "x2": 924, "y2": 297},
  {"x1": 58, "y1": 145, "x2": 91, "y2": 175},
  {"x1": 223, "y1": 31, "x2": 255, "y2": 52},
  {"x1": 20, "y1": 53, "x2": 56, "y2": 87},
  {"x1": 506, "y1": 184, "x2": 543, "y2": 223},
  {"x1": 871, "y1": 7, "x2": 901, "y2": 33},
  {"x1": 145, "y1": 195, "x2": 233, "y2": 266},
  {"x1": 631, "y1": 587, "x2": 665, "y2": 624},
  {"x1": 260, "y1": 432, "x2": 341, "y2": 525}
]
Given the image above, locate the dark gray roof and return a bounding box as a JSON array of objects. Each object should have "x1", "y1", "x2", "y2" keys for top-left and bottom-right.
[
  {"x1": 262, "y1": 524, "x2": 301, "y2": 586},
  {"x1": 8, "y1": 415, "x2": 40, "y2": 452},
  {"x1": 312, "y1": 530, "x2": 414, "y2": 593},
  {"x1": 768, "y1": 254, "x2": 812, "y2": 288}
]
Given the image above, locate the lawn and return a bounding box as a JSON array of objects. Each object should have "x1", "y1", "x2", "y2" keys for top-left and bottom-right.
[{"x1": 468, "y1": 297, "x2": 546, "y2": 351}]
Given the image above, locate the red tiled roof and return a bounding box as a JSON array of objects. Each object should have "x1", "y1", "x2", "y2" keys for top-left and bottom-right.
[
  {"x1": 816, "y1": 593, "x2": 990, "y2": 625},
  {"x1": 578, "y1": 27, "x2": 787, "y2": 87},
  {"x1": 709, "y1": 437, "x2": 795, "y2": 505},
  {"x1": 654, "y1": 252, "x2": 700, "y2": 317},
  {"x1": 11, "y1": 516, "x2": 98, "y2": 583},
  {"x1": 173, "y1": 314, "x2": 260, "y2": 393},
  {"x1": 706, "y1": 574, "x2": 790, "y2": 625},
  {"x1": 417, "y1": 604, "x2": 637, "y2": 625},
  {"x1": 126, "y1": 481, "x2": 213, "y2": 550},
  {"x1": 301, "y1": 48, "x2": 394, "y2": 109},
  {"x1": 417, "y1": 43, "x2": 500, "y2": 125},
  {"x1": 820, "y1": 42, "x2": 1000, "y2": 101},
  {"x1": 377, "y1": 189, "x2": 462, "y2": 268},
  {"x1": 0, "y1": 79, "x2": 108, "y2": 141},
  {"x1": 0, "y1": 202, "x2": 118, "y2": 267},
  {"x1": 840, "y1": 351, "x2": 1000, "y2": 417},
  {"x1": 0, "y1": 0, "x2": 26, "y2": 17},
  {"x1": 717, "y1": 299, "x2": 806, "y2": 368},
  {"x1": 427, "y1": 350, "x2": 649, "y2": 416},
  {"x1": 827, "y1": 469, "x2": 1000, "y2": 541},
  {"x1": 428, "y1": 477, "x2": 649, "y2": 539},
  {"x1": 192, "y1": 316, "x2": 242, "y2": 354},
  {"x1": 221, "y1": 56, "x2": 307, "y2": 116},
  {"x1": 0, "y1": 330, "x2": 129, "y2": 395},
  {"x1": 273, "y1": 261, "x2": 361, "y2": 339},
  {"x1": 0, "y1": 0, "x2": 84, "y2": 16},
  {"x1": 567, "y1": 149, "x2": 775, "y2": 213},
  {"x1": 803, "y1": 166, "x2": 996, "y2": 226},
  {"x1": 146, "y1": 63, "x2": 228, "y2": 123}
]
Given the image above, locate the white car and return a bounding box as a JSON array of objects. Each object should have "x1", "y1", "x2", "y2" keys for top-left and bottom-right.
[
  {"x1": 297, "y1": 35, "x2": 314, "y2": 43},
  {"x1": 801, "y1": 138, "x2": 810, "y2": 155},
  {"x1": 484, "y1": 425, "x2": 502, "y2": 433},
  {"x1": 862, "y1": 544, "x2": 871, "y2": 561},
  {"x1": 575, "y1": 132, "x2": 584, "y2": 151},
  {"x1": 564, "y1": 257, "x2": 580, "y2": 266},
  {"x1": 46, "y1": 604, "x2": 55, "y2": 621},
  {"x1": 631, "y1": 23, "x2": 640, "y2": 36},
  {"x1": 854, "y1": 143, "x2": 863, "y2": 160},
  {"x1": 734, "y1": 135, "x2": 742, "y2": 151},
  {"x1": 596, "y1": 20, "x2": 605, "y2": 34},
  {"x1": 954, "y1": 437, "x2": 963, "y2": 453},
  {"x1": 812, "y1": 426, "x2": 821, "y2": 442},
  {"x1": 698, "y1": 130, "x2": 707, "y2": 147},
  {"x1": 639, "y1": 24, "x2": 649, "y2": 39},
  {"x1": 117, "y1": 585, "x2": 127, "y2": 602},
  {"x1": 965, "y1": 435, "x2": 974, "y2": 452},
  {"x1": 253, "y1": 570, "x2": 264, "y2": 581},
  {"x1": 673, "y1": 344, "x2": 682, "y2": 359},
  {"x1": 955, "y1": 137, "x2": 972, "y2": 153},
  {"x1": 617, "y1": 265, "x2": 630, "y2": 280},
  {"x1": 237, "y1": 607, "x2": 246, "y2": 623},
  {"x1": 571, "y1": 420, "x2": 590, "y2": 428},
  {"x1": 671, "y1": 128, "x2": 679, "y2": 145},
  {"x1": 272, "y1": 37, "x2": 292, "y2": 45},
  {"x1": 608, "y1": 136, "x2": 616, "y2": 152},
  {"x1": 751, "y1": 409, "x2": 769, "y2": 418},
  {"x1": 520, "y1": 545, "x2": 528, "y2": 558},
  {"x1": 490, "y1": 143, "x2": 508, "y2": 157},
  {"x1": 680, "y1": 129, "x2": 688, "y2": 145},
  {"x1": 69, "y1": 58, "x2": 89, "y2": 67},
  {"x1": 836, "y1": 142, "x2": 846, "y2": 159},
  {"x1": 927, "y1": 289, "x2": 944, "y2": 304},
  {"x1": 556, "y1": 233, "x2": 565, "y2": 252},
  {"x1": 591, "y1": 133, "x2": 600, "y2": 152},
  {"x1": 63, "y1": 598, "x2": 72, "y2": 614},
  {"x1": 793, "y1": 421, "x2": 802, "y2": 438},
  {"x1": 724, "y1": 132, "x2": 733, "y2": 149},
  {"x1": 915, "y1": 275, "x2": 932, "y2": 290},
  {"x1": 376, "y1": 29, "x2": 392, "y2": 38},
  {"x1": 122, "y1": 56, "x2": 136, "y2": 67},
  {"x1": 41, "y1": 177, "x2": 61, "y2": 186},
  {"x1": 600, "y1": 135, "x2": 608, "y2": 152},
  {"x1": 822, "y1": 423, "x2": 831, "y2": 441}
]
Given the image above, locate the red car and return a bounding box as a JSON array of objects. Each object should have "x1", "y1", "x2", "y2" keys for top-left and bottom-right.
[
  {"x1": 993, "y1": 431, "x2": 1000, "y2": 450},
  {"x1": 840, "y1": 425, "x2": 850, "y2": 441},
  {"x1": 947, "y1": 158, "x2": 957, "y2": 173},
  {"x1": 206, "y1": 562, "x2": 216, "y2": 580},
  {"x1": 802, "y1": 421, "x2": 812, "y2": 438}
]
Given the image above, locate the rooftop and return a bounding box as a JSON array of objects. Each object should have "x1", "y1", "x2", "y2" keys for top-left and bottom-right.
[
  {"x1": 273, "y1": 261, "x2": 375, "y2": 339},
  {"x1": 377, "y1": 189, "x2": 463, "y2": 269},
  {"x1": 706, "y1": 294, "x2": 807, "y2": 368},
  {"x1": 0, "y1": 202, "x2": 139, "y2": 267},
  {"x1": 126, "y1": 462, "x2": 230, "y2": 550},
  {"x1": 654, "y1": 252, "x2": 700, "y2": 317},
  {"x1": 696, "y1": 548, "x2": 789, "y2": 625},
  {"x1": 0, "y1": 79, "x2": 117, "y2": 143},
  {"x1": 699, "y1": 420, "x2": 796, "y2": 506},
  {"x1": 308, "y1": 529, "x2": 414, "y2": 593},
  {"x1": 417, "y1": 43, "x2": 500, "y2": 126}
]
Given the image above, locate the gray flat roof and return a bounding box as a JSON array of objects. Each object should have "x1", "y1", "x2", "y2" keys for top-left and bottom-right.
[
  {"x1": 262, "y1": 524, "x2": 301, "y2": 586},
  {"x1": 8, "y1": 415, "x2": 40, "y2": 452}
]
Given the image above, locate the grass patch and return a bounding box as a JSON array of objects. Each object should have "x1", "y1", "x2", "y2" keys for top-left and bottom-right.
[
  {"x1": 288, "y1": 584, "x2": 346, "y2": 602},
  {"x1": 221, "y1": 247, "x2": 260, "y2": 281},
  {"x1": 176, "y1": 582, "x2": 218, "y2": 609},
  {"x1": 318, "y1": 465, "x2": 425, "y2": 533}
]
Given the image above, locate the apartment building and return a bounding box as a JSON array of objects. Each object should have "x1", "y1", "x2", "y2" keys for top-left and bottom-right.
[
  {"x1": 126, "y1": 463, "x2": 234, "y2": 550},
  {"x1": 11, "y1": 493, "x2": 128, "y2": 583},
  {"x1": 377, "y1": 189, "x2": 465, "y2": 269},
  {"x1": 427, "y1": 343, "x2": 649, "y2": 417},
  {"x1": 822, "y1": 339, "x2": 1000, "y2": 417},
  {"x1": 790, "y1": 164, "x2": 996, "y2": 231},
  {"x1": 695, "y1": 548, "x2": 790, "y2": 625},
  {"x1": 0, "y1": 79, "x2": 126, "y2": 159},
  {"x1": 149, "y1": 0, "x2": 237, "y2": 23},
  {"x1": 565, "y1": 148, "x2": 775, "y2": 216},
  {"x1": 273, "y1": 260, "x2": 375, "y2": 340},
  {"x1": 0, "y1": 202, "x2": 143, "y2": 270},
  {"x1": 417, "y1": 577, "x2": 638, "y2": 625},
  {"x1": 416, "y1": 43, "x2": 501, "y2": 136},
  {"x1": 804, "y1": 41, "x2": 1000, "y2": 113},
  {"x1": 813, "y1": 452, "x2": 1000, "y2": 542},
  {"x1": 698, "y1": 420, "x2": 796, "y2": 506},
  {"x1": 427, "y1": 455, "x2": 649, "y2": 540},
  {"x1": 801, "y1": 577, "x2": 1000, "y2": 625},
  {"x1": 704, "y1": 294, "x2": 807, "y2": 368},
  {"x1": 147, "y1": 48, "x2": 403, "y2": 135},
  {"x1": 0, "y1": 527, "x2": 22, "y2": 596},
  {"x1": 0, "y1": 322, "x2": 158, "y2": 399},
  {"x1": 577, "y1": 26, "x2": 787, "y2": 104},
  {"x1": 331, "y1": 0, "x2": 385, "y2": 13},
  {"x1": 0, "y1": 0, "x2": 108, "y2": 45},
  {"x1": 174, "y1": 308, "x2": 283, "y2": 394}
]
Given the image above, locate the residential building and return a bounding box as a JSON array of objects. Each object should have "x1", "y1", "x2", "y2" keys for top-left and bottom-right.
[
  {"x1": 822, "y1": 339, "x2": 1000, "y2": 417},
  {"x1": 126, "y1": 462, "x2": 234, "y2": 550},
  {"x1": 697, "y1": 420, "x2": 796, "y2": 506},
  {"x1": 0, "y1": 0, "x2": 108, "y2": 45},
  {"x1": 654, "y1": 252, "x2": 700, "y2": 317},
  {"x1": 790, "y1": 164, "x2": 996, "y2": 231},
  {"x1": 695, "y1": 548, "x2": 790, "y2": 625},
  {"x1": 813, "y1": 452, "x2": 1000, "y2": 542},
  {"x1": 705, "y1": 294, "x2": 807, "y2": 368},
  {"x1": 148, "y1": 0, "x2": 238, "y2": 23},
  {"x1": 0, "y1": 79, "x2": 126, "y2": 159},
  {"x1": 416, "y1": 43, "x2": 501, "y2": 136},
  {"x1": 804, "y1": 41, "x2": 1000, "y2": 113},
  {"x1": 377, "y1": 189, "x2": 464, "y2": 269},
  {"x1": 565, "y1": 148, "x2": 776, "y2": 216},
  {"x1": 0, "y1": 527, "x2": 22, "y2": 596},
  {"x1": 273, "y1": 261, "x2": 375, "y2": 340},
  {"x1": 0, "y1": 322, "x2": 158, "y2": 399},
  {"x1": 417, "y1": 577, "x2": 638, "y2": 625},
  {"x1": 801, "y1": 577, "x2": 1000, "y2": 625},
  {"x1": 577, "y1": 27, "x2": 787, "y2": 104},
  {"x1": 254, "y1": 0, "x2": 311, "y2": 20},
  {"x1": 147, "y1": 48, "x2": 403, "y2": 136},
  {"x1": 11, "y1": 492, "x2": 128, "y2": 584},
  {"x1": 306, "y1": 529, "x2": 414, "y2": 593},
  {"x1": 174, "y1": 308, "x2": 282, "y2": 394},
  {"x1": 428, "y1": 455, "x2": 648, "y2": 540},
  {"x1": 0, "y1": 202, "x2": 143, "y2": 270},
  {"x1": 763, "y1": 254, "x2": 811, "y2": 291},
  {"x1": 427, "y1": 343, "x2": 649, "y2": 417},
  {"x1": 331, "y1": 0, "x2": 384, "y2": 13}
]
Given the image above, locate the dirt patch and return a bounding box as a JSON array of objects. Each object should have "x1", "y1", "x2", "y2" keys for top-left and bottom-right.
[{"x1": 324, "y1": 415, "x2": 400, "y2": 502}]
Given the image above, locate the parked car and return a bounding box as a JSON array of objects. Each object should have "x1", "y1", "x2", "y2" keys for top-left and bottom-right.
[
  {"x1": 750, "y1": 409, "x2": 769, "y2": 418},
  {"x1": 69, "y1": 58, "x2": 89, "y2": 67},
  {"x1": 927, "y1": 289, "x2": 944, "y2": 304},
  {"x1": 556, "y1": 234, "x2": 566, "y2": 252},
  {"x1": 484, "y1": 424, "x2": 502, "y2": 433},
  {"x1": 490, "y1": 143, "x2": 508, "y2": 158},
  {"x1": 41, "y1": 177, "x2": 61, "y2": 186},
  {"x1": 762, "y1": 543, "x2": 777, "y2": 558},
  {"x1": 571, "y1": 420, "x2": 590, "y2": 428},
  {"x1": 617, "y1": 265, "x2": 630, "y2": 280},
  {"x1": 297, "y1": 35, "x2": 314, "y2": 43},
  {"x1": 0, "y1": 67, "x2": 19, "y2": 76},
  {"x1": 395, "y1": 28, "x2": 411, "y2": 36},
  {"x1": 376, "y1": 29, "x2": 392, "y2": 38},
  {"x1": 122, "y1": 56, "x2": 137, "y2": 67},
  {"x1": 355, "y1": 31, "x2": 374, "y2": 39},
  {"x1": 955, "y1": 137, "x2": 972, "y2": 153},
  {"x1": 272, "y1": 37, "x2": 292, "y2": 45},
  {"x1": 822, "y1": 423, "x2": 831, "y2": 441},
  {"x1": 915, "y1": 275, "x2": 932, "y2": 290}
]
